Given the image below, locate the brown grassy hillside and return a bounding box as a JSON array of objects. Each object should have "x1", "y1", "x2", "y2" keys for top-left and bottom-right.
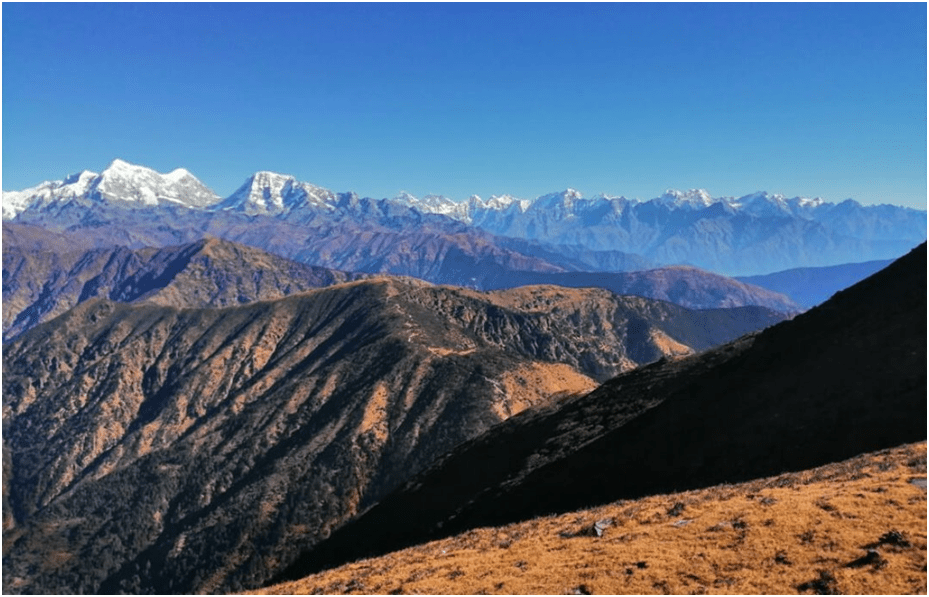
[
  {"x1": 258, "y1": 441, "x2": 927, "y2": 595},
  {"x1": 2, "y1": 275, "x2": 782, "y2": 594},
  {"x1": 274, "y1": 244, "x2": 925, "y2": 581}
]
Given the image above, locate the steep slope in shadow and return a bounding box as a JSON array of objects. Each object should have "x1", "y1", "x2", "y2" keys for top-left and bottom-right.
[
  {"x1": 281, "y1": 243, "x2": 926, "y2": 581},
  {"x1": 1, "y1": 277, "x2": 781, "y2": 594}
]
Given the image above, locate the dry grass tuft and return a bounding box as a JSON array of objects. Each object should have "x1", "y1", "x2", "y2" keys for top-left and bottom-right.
[{"x1": 255, "y1": 442, "x2": 926, "y2": 595}]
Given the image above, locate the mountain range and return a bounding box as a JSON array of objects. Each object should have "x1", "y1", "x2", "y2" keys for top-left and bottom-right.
[
  {"x1": 4, "y1": 159, "x2": 924, "y2": 278},
  {"x1": 2, "y1": 158, "x2": 924, "y2": 595},
  {"x1": 2, "y1": 229, "x2": 798, "y2": 342}
]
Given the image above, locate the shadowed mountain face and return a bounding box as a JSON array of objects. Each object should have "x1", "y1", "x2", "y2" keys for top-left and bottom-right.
[
  {"x1": 281, "y1": 243, "x2": 927, "y2": 581},
  {"x1": 2, "y1": 235, "x2": 364, "y2": 341},
  {"x1": 1, "y1": 277, "x2": 783, "y2": 594}
]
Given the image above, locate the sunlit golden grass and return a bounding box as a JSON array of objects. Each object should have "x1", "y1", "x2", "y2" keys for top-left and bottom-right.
[{"x1": 257, "y1": 442, "x2": 926, "y2": 595}]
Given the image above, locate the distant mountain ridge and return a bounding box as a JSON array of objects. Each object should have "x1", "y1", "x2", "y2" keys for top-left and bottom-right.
[
  {"x1": 4, "y1": 159, "x2": 924, "y2": 275},
  {"x1": 480, "y1": 266, "x2": 800, "y2": 313},
  {"x1": 3, "y1": 221, "x2": 800, "y2": 327},
  {"x1": 1, "y1": 235, "x2": 365, "y2": 340},
  {"x1": 736, "y1": 259, "x2": 895, "y2": 308}
]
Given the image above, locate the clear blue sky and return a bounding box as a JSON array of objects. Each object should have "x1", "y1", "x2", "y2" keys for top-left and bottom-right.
[{"x1": 3, "y1": 3, "x2": 926, "y2": 208}]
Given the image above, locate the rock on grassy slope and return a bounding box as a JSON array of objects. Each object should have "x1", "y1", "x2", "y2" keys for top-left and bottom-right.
[
  {"x1": 279, "y1": 243, "x2": 926, "y2": 581},
  {"x1": 1, "y1": 277, "x2": 782, "y2": 594},
  {"x1": 259, "y1": 441, "x2": 926, "y2": 595}
]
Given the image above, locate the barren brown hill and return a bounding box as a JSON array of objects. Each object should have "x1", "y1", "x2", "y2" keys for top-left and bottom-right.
[
  {"x1": 280, "y1": 243, "x2": 926, "y2": 582},
  {"x1": 1, "y1": 278, "x2": 781, "y2": 594},
  {"x1": 2, "y1": 235, "x2": 363, "y2": 340},
  {"x1": 260, "y1": 441, "x2": 927, "y2": 595},
  {"x1": 481, "y1": 265, "x2": 800, "y2": 312}
]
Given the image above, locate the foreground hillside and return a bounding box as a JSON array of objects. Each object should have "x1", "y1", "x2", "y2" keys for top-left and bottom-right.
[
  {"x1": 281, "y1": 243, "x2": 926, "y2": 579},
  {"x1": 2, "y1": 278, "x2": 781, "y2": 594},
  {"x1": 260, "y1": 441, "x2": 927, "y2": 595}
]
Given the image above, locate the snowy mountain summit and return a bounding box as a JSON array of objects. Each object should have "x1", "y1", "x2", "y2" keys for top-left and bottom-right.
[
  {"x1": 95, "y1": 159, "x2": 219, "y2": 208},
  {"x1": 214, "y1": 171, "x2": 338, "y2": 216},
  {"x1": 2, "y1": 159, "x2": 218, "y2": 218},
  {"x1": 656, "y1": 188, "x2": 715, "y2": 209}
]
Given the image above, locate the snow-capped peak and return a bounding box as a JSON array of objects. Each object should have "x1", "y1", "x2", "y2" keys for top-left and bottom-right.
[
  {"x1": 529, "y1": 189, "x2": 584, "y2": 215},
  {"x1": 388, "y1": 191, "x2": 474, "y2": 219},
  {"x1": 96, "y1": 159, "x2": 219, "y2": 208},
  {"x1": 2, "y1": 170, "x2": 99, "y2": 219},
  {"x1": 2, "y1": 160, "x2": 218, "y2": 219},
  {"x1": 215, "y1": 171, "x2": 336, "y2": 216},
  {"x1": 392, "y1": 191, "x2": 419, "y2": 205},
  {"x1": 788, "y1": 195, "x2": 826, "y2": 209},
  {"x1": 483, "y1": 194, "x2": 528, "y2": 211},
  {"x1": 165, "y1": 167, "x2": 195, "y2": 182},
  {"x1": 656, "y1": 188, "x2": 715, "y2": 208}
]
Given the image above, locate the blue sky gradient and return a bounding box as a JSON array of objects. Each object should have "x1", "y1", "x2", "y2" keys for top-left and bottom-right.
[{"x1": 3, "y1": 3, "x2": 926, "y2": 208}]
